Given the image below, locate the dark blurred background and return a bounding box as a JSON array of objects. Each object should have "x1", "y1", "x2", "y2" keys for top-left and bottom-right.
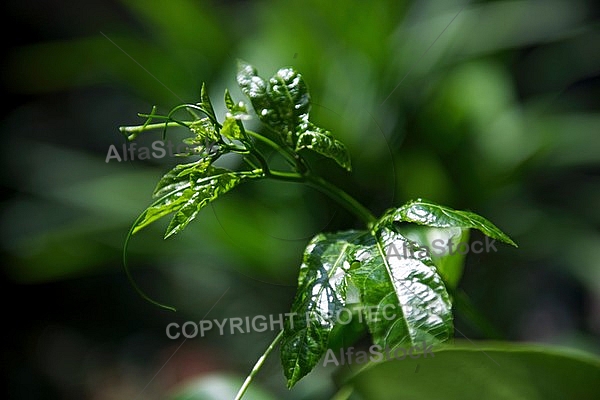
[{"x1": 2, "y1": 0, "x2": 599, "y2": 399}]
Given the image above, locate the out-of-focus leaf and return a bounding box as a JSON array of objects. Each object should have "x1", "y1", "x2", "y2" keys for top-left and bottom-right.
[
  {"x1": 343, "y1": 342, "x2": 600, "y2": 400},
  {"x1": 169, "y1": 374, "x2": 275, "y2": 400}
]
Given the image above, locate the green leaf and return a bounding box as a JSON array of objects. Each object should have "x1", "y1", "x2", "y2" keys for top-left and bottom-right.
[
  {"x1": 132, "y1": 163, "x2": 259, "y2": 237},
  {"x1": 296, "y1": 123, "x2": 351, "y2": 171},
  {"x1": 200, "y1": 82, "x2": 217, "y2": 124},
  {"x1": 221, "y1": 116, "x2": 245, "y2": 141},
  {"x1": 221, "y1": 89, "x2": 249, "y2": 141},
  {"x1": 133, "y1": 187, "x2": 193, "y2": 235},
  {"x1": 343, "y1": 342, "x2": 600, "y2": 400},
  {"x1": 189, "y1": 117, "x2": 220, "y2": 144},
  {"x1": 153, "y1": 160, "x2": 211, "y2": 199},
  {"x1": 236, "y1": 62, "x2": 275, "y2": 130},
  {"x1": 395, "y1": 225, "x2": 469, "y2": 289},
  {"x1": 224, "y1": 89, "x2": 250, "y2": 120},
  {"x1": 237, "y1": 62, "x2": 352, "y2": 170},
  {"x1": 348, "y1": 227, "x2": 454, "y2": 349},
  {"x1": 281, "y1": 231, "x2": 360, "y2": 388},
  {"x1": 282, "y1": 227, "x2": 453, "y2": 388},
  {"x1": 237, "y1": 61, "x2": 310, "y2": 146},
  {"x1": 382, "y1": 198, "x2": 517, "y2": 247},
  {"x1": 164, "y1": 169, "x2": 248, "y2": 238}
]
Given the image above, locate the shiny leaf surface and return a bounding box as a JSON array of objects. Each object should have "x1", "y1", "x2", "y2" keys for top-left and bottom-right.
[{"x1": 381, "y1": 199, "x2": 517, "y2": 247}]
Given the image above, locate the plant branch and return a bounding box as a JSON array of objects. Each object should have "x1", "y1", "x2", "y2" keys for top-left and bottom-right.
[
  {"x1": 235, "y1": 330, "x2": 284, "y2": 400},
  {"x1": 246, "y1": 130, "x2": 298, "y2": 168},
  {"x1": 305, "y1": 174, "x2": 377, "y2": 227}
]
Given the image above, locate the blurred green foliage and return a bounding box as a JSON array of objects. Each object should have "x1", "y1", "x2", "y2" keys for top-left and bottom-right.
[{"x1": 2, "y1": 0, "x2": 599, "y2": 398}]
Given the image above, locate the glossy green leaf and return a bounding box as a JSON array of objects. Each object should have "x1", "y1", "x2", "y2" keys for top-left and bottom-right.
[
  {"x1": 282, "y1": 227, "x2": 453, "y2": 388},
  {"x1": 381, "y1": 198, "x2": 517, "y2": 247},
  {"x1": 281, "y1": 231, "x2": 360, "y2": 388},
  {"x1": 343, "y1": 342, "x2": 600, "y2": 400},
  {"x1": 164, "y1": 169, "x2": 249, "y2": 238},
  {"x1": 395, "y1": 225, "x2": 470, "y2": 289},
  {"x1": 237, "y1": 61, "x2": 310, "y2": 146},
  {"x1": 133, "y1": 186, "x2": 193, "y2": 235},
  {"x1": 133, "y1": 163, "x2": 259, "y2": 237},
  {"x1": 296, "y1": 123, "x2": 351, "y2": 171},
  {"x1": 236, "y1": 62, "x2": 279, "y2": 136},
  {"x1": 153, "y1": 160, "x2": 211, "y2": 199},
  {"x1": 237, "y1": 62, "x2": 351, "y2": 171},
  {"x1": 348, "y1": 227, "x2": 454, "y2": 349}
]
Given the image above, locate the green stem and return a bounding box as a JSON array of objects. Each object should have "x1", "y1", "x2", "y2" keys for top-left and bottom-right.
[
  {"x1": 234, "y1": 173, "x2": 375, "y2": 399},
  {"x1": 305, "y1": 174, "x2": 377, "y2": 227},
  {"x1": 245, "y1": 130, "x2": 298, "y2": 168},
  {"x1": 264, "y1": 169, "x2": 375, "y2": 225},
  {"x1": 235, "y1": 331, "x2": 283, "y2": 400},
  {"x1": 269, "y1": 170, "x2": 304, "y2": 182},
  {"x1": 119, "y1": 121, "x2": 187, "y2": 140}
]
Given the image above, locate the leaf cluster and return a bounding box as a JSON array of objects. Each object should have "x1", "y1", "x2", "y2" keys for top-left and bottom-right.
[{"x1": 120, "y1": 63, "x2": 517, "y2": 392}]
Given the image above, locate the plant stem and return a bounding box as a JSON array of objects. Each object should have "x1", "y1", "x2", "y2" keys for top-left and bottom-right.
[
  {"x1": 265, "y1": 170, "x2": 376, "y2": 226},
  {"x1": 269, "y1": 170, "x2": 305, "y2": 182},
  {"x1": 245, "y1": 130, "x2": 299, "y2": 168},
  {"x1": 234, "y1": 331, "x2": 284, "y2": 400},
  {"x1": 305, "y1": 174, "x2": 377, "y2": 227},
  {"x1": 119, "y1": 121, "x2": 182, "y2": 134}
]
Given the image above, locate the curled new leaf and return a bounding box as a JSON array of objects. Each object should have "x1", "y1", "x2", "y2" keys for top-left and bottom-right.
[
  {"x1": 221, "y1": 117, "x2": 245, "y2": 141},
  {"x1": 175, "y1": 119, "x2": 220, "y2": 157},
  {"x1": 296, "y1": 123, "x2": 351, "y2": 171},
  {"x1": 200, "y1": 82, "x2": 217, "y2": 124},
  {"x1": 237, "y1": 61, "x2": 351, "y2": 172},
  {"x1": 237, "y1": 61, "x2": 310, "y2": 146}
]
